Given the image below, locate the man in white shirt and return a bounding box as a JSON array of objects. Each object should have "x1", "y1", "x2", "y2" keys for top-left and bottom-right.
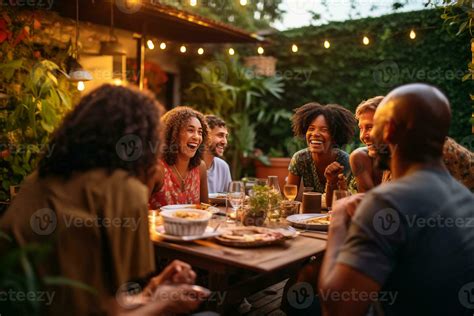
[{"x1": 203, "y1": 115, "x2": 232, "y2": 193}]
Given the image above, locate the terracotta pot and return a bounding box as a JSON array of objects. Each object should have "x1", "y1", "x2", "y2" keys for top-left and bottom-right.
[
  {"x1": 241, "y1": 211, "x2": 266, "y2": 226},
  {"x1": 255, "y1": 157, "x2": 291, "y2": 189}
]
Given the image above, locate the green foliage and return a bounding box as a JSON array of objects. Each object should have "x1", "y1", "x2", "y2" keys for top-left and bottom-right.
[
  {"x1": 184, "y1": 54, "x2": 288, "y2": 178},
  {"x1": 247, "y1": 184, "x2": 282, "y2": 216},
  {"x1": 0, "y1": 10, "x2": 75, "y2": 201},
  {"x1": 163, "y1": 0, "x2": 284, "y2": 31},
  {"x1": 269, "y1": 9, "x2": 472, "y2": 142}
]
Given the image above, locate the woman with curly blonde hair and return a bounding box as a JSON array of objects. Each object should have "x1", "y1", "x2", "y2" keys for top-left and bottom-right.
[{"x1": 149, "y1": 106, "x2": 209, "y2": 208}]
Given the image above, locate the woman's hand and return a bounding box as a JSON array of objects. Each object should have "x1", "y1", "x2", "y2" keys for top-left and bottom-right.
[
  {"x1": 324, "y1": 161, "x2": 345, "y2": 186},
  {"x1": 144, "y1": 260, "x2": 196, "y2": 297}
]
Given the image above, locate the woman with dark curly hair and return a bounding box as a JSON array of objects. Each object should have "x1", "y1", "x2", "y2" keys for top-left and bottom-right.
[
  {"x1": 0, "y1": 85, "x2": 207, "y2": 315},
  {"x1": 287, "y1": 102, "x2": 356, "y2": 207},
  {"x1": 149, "y1": 106, "x2": 209, "y2": 208}
]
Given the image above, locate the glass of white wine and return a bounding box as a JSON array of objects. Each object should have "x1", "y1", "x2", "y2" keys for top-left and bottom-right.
[
  {"x1": 227, "y1": 181, "x2": 245, "y2": 223},
  {"x1": 283, "y1": 184, "x2": 298, "y2": 201}
]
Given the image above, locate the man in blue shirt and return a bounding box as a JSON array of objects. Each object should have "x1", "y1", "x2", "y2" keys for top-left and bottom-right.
[
  {"x1": 319, "y1": 83, "x2": 474, "y2": 315},
  {"x1": 203, "y1": 115, "x2": 232, "y2": 193}
]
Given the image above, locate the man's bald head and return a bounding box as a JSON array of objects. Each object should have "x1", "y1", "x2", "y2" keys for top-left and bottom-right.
[{"x1": 374, "y1": 83, "x2": 451, "y2": 163}]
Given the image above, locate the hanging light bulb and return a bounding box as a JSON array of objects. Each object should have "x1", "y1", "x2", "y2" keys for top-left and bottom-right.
[
  {"x1": 291, "y1": 44, "x2": 298, "y2": 53},
  {"x1": 409, "y1": 29, "x2": 416, "y2": 40},
  {"x1": 190, "y1": 0, "x2": 197, "y2": 6},
  {"x1": 198, "y1": 47, "x2": 204, "y2": 55},
  {"x1": 180, "y1": 45, "x2": 187, "y2": 53},
  {"x1": 147, "y1": 40, "x2": 154, "y2": 50},
  {"x1": 77, "y1": 81, "x2": 85, "y2": 91},
  {"x1": 228, "y1": 48, "x2": 235, "y2": 55},
  {"x1": 257, "y1": 46, "x2": 264, "y2": 55},
  {"x1": 240, "y1": 0, "x2": 247, "y2": 5},
  {"x1": 362, "y1": 36, "x2": 370, "y2": 45},
  {"x1": 160, "y1": 42, "x2": 167, "y2": 50},
  {"x1": 324, "y1": 40, "x2": 330, "y2": 49}
]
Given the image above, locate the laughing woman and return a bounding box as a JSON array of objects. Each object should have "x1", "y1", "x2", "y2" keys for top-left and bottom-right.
[
  {"x1": 149, "y1": 106, "x2": 209, "y2": 208},
  {"x1": 287, "y1": 103, "x2": 356, "y2": 207}
]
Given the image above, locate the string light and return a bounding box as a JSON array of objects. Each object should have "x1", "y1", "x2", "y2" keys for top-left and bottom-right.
[
  {"x1": 240, "y1": 0, "x2": 247, "y2": 5},
  {"x1": 160, "y1": 42, "x2": 167, "y2": 50},
  {"x1": 409, "y1": 29, "x2": 416, "y2": 39},
  {"x1": 228, "y1": 48, "x2": 235, "y2": 55},
  {"x1": 257, "y1": 46, "x2": 264, "y2": 55},
  {"x1": 113, "y1": 79, "x2": 122, "y2": 86},
  {"x1": 146, "y1": 40, "x2": 154, "y2": 50},
  {"x1": 198, "y1": 47, "x2": 204, "y2": 55},
  {"x1": 362, "y1": 36, "x2": 370, "y2": 45},
  {"x1": 190, "y1": 0, "x2": 197, "y2": 6},
  {"x1": 291, "y1": 44, "x2": 298, "y2": 53},
  {"x1": 180, "y1": 45, "x2": 187, "y2": 53},
  {"x1": 324, "y1": 40, "x2": 330, "y2": 49},
  {"x1": 77, "y1": 81, "x2": 85, "y2": 91}
]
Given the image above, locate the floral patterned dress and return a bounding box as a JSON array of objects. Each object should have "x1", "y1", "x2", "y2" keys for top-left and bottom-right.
[
  {"x1": 288, "y1": 148, "x2": 351, "y2": 193},
  {"x1": 149, "y1": 160, "x2": 200, "y2": 209}
]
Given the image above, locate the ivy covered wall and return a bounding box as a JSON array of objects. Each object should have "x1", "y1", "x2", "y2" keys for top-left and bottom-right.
[{"x1": 267, "y1": 9, "x2": 472, "y2": 142}]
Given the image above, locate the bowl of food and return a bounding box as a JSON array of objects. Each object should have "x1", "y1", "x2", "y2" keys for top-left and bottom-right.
[{"x1": 160, "y1": 209, "x2": 212, "y2": 236}]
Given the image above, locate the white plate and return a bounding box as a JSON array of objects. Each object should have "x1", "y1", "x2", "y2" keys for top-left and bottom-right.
[
  {"x1": 286, "y1": 213, "x2": 330, "y2": 231},
  {"x1": 160, "y1": 204, "x2": 220, "y2": 214},
  {"x1": 155, "y1": 225, "x2": 222, "y2": 241}
]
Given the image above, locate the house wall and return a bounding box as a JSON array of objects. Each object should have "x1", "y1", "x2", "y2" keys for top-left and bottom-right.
[{"x1": 31, "y1": 10, "x2": 181, "y2": 105}]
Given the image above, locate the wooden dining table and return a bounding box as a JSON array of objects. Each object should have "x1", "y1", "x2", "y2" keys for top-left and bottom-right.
[{"x1": 149, "y1": 207, "x2": 328, "y2": 313}]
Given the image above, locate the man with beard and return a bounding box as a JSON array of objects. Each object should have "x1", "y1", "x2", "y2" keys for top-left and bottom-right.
[
  {"x1": 318, "y1": 83, "x2": 474, "y2": 316},
  {"x1": 203, "y1": 115, "x2": 232, "y2": 193}
]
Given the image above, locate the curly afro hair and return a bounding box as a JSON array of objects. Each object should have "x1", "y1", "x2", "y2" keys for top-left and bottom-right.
[
  {"x1": 38, "y1": 84, "x2": 162, "y2": 180},
  {"x1": 292, "y1": 102, "x2": 356, "y2": 147},
  {"x1": 161, "y1": 106, "x2": 208, "y2": 170}
]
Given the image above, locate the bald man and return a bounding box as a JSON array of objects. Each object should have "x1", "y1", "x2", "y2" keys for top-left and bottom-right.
[{"x1": 319, "y1": 84, "x2": 474, "y2": 316}]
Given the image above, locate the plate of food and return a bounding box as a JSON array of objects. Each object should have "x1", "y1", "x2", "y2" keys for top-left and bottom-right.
[
  {"x1": 286, "y1": 214, "x2": 330, "y2": 231},
  {"x1": 160, "y1": 203, "x2": 220, "y2": 214},
  {"x1": 155, "y1": 225, "x2": 222, "y2": 241},
  {"x1": 215, "y1": 226, "x2": 286, "y2": 248},
  {"x1": 208, "y1": 193, "x2": 227, "y2": 205}
]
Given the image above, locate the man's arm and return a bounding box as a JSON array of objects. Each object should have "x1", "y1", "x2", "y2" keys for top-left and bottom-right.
[
  {"x1": 349, "y1": 149, "x2": 376, "y2": 193},
  {"x1": 318, "y1": 194, "x2": 382, "y2": 316}
]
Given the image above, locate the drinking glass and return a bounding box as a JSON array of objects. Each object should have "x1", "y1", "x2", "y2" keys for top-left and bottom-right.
[
  {"x1": 267, "y1": 176, "x2": 281, "y2": 194},
  {"x1": 283, "y1": 184, "x2": 298, "y2": 201},
  {"x1": 227, "y1": 181, "x2": 245, "y2": 223},
  {"x1": 330, "y1": 190, "x2": 351, "y2": 211}
]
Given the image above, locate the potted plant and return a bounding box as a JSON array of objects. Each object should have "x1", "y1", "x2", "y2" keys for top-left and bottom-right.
[{"x1": 241, "y1": 185, "x2": 282, "y2": 226}]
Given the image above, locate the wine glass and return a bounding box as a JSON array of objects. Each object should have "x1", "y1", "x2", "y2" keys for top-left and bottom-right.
[
  {"x1": 227, "y1": 181, "x2": 245, "y2": 223},
  {"x1": 267, "y1": 176, "x2": 281, "y2": 194},
  {"x1": 283, "y1": 184, "x2": 298, "y2": 201},
  {"x1": 330, "y1": 190, "x2": 351, "y2": 212}
]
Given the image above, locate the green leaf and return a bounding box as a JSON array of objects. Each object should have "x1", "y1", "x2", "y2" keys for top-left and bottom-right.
[{"x1": 44, "y1": 276, "x2": 98, "y2": 295}]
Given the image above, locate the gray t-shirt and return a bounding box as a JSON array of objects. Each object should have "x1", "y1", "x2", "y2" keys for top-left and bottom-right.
[
  {"x1": 207, "y1": 157, "x2": 232, "y2": 193},
  {"x1": 337, "y1": 168, "x2": 474, "y2": 316}
]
